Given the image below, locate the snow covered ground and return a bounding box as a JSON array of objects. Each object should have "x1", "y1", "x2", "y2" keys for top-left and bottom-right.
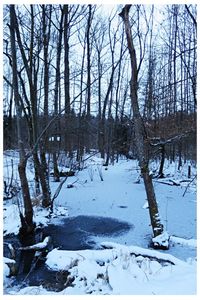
[{"x1": 3, "y1": 151, "x2": 197, "y2": 295}]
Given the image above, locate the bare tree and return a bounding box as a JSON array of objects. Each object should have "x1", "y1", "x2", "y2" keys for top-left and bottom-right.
[
  {"x1": 9, "y1": 4, "x2": 34, "y2": 235},
  {"x1": 119, "y1": 5, "x2": 168, "y2": 249},
  {"x1": 63, "y1": 4, "x2": 71, "y2": 156},
  {"x1": 40, "y1": 4, "x2": 52, "y2": 207},
  {"x1": 13, "y1": 5, "x2": 52, "y2": 207},
  {"x1": 52, "y1": 5, "x2": 65, "y2": 182},
  {"x1": 93, "y1": 15, "x2": 107, "y2": 157},
  {"x1": 85, "y1": 4, "x2": 95, "y2": 152}
]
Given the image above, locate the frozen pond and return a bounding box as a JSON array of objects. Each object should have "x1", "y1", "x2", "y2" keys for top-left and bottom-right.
[
  {"x1": 4, "y1": 215, "x2": 133, "y2": 292},
  {"x1": 43, "y1": 215, "x2": 133, "y2": 250}
]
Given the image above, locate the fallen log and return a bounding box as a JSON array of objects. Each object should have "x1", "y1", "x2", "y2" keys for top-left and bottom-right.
[
  {"x1": 19, "y1": 236, "x2": 51, "y2": 251},
  {"x1": 169, "y1": 179, "x2": 180, "y2": 186},
  {"x1": 100, "y1": 242, "x2": 188, "y2": 267},
  {"x1": 155, "y1": 179, "x2": 180, "y2": 186}
]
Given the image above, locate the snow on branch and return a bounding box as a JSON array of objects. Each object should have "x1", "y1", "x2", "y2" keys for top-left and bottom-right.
[
  {"x1": 149, "y1": 129, "x2": 196, "y2": 147},
  {"x1": 19, "y1": 236, "x2": 51, "y2": 251}
]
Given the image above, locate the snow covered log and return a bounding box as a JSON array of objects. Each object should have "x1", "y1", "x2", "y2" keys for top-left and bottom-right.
[
  {"x1": 170, "y1": 236, "x2": 197, "y2": 248},
  {"x1": 19, "y1": 236, "x2": 51, "y2": 251},
  {"x1": 100, "y1": 241, "x2": 186, "y2": 266},
  {"x1": 43, "y1": 241, "x2": 196, "y2": 295},
  {"x1": 156, "y1": 179, "x2": 180, "y2": 186}
]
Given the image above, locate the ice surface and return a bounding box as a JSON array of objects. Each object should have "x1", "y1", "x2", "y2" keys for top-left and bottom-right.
[{"x1": 3, "y1": 152, "x2": 197, "y2": 295}]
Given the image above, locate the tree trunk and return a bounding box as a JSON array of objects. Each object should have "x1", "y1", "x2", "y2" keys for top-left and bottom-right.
[
  {"x1": 119, "y1": 5, "x2": 167, "y2": 249},
  {"x1": 86, "y1": 4, "x2": 92, "y2": 118},
  {"x1": 100, "y1": 66, "x2": 115, "y2": 159},
  {"x1": 77, "y1": 30, "x2": 86, "y2": 163},
  {"x1": 53, "y1": 152, "x2": 60, "y2": 182},
  {"x1": 178, "y1": 142, "x2": 182, "y2": 170},
  {"x1": 63, "y1": 4, "x2": 71, "y2": 156},
  {"x1": 40, "y1": 151, "x2": 51, "y2": 207},
  {"x1": 158, "y1": 144, "x2": 165, "y2": 178},
  {"x1": 18, "y1": 158, "x2": 34, "y2": 232},
  {"x1": 9, "y1": 4, "x2": 34, "y2": 234},
  {"x1": 13, "y1": 4, "x2": 52, "y2": 207},
  {"x1": 97, "y1": 50, "x2": 102, "y2": 156},
  {"x1": 85, "y1": 4, "x2": 93, "y2": 153},
  {"x1": 52, "y1": 7, "x2": 65, "y2": 182},
  {"x1": 40, "y1": 4, "x2": 52, "y2": 207}
]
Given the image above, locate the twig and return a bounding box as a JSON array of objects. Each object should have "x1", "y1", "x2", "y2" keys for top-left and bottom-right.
[
  {"x1": 149, "y1": 129, "x2": 196, "y2": 148},
  {"x1": 182, "y1": 175, "x2": 196, "y2": 197},
  {"x1": 50, "y1": 175, "x2": 69, "y2": 212}
]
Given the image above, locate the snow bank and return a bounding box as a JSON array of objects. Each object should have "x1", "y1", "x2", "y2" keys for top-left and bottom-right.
[
  {"x1": 3, "y1": 257, "x2": 16, "y2": 287},
  {"x1": 46, "y1": 247, "x2": 118, "y2": 271},
  {"x1": 8, "y1": 286, "x2": 57, "y2": 295},
  {"x1": 3, "y1": 205, "x2": 21, "y2": 235},
  {"x1": 43, "y1": 242, "x2": 196, "y2": 295},
  {"x1": 3, "y1": 262, "x2": 10, "y2": 286},
  {"x1": 3, "y1": 203, "x2": 69, "y2": 236},
  {"x1": 12, "y1": 242, "x2": 196, "y2": 295},
  {"x1": 100, "y1": 242, "x2": 188, "y2": 266}
]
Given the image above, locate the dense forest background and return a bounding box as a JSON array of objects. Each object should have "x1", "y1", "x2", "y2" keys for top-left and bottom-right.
[{"x1": 3, "y1": 4, "x2": 196, "y2": 164}]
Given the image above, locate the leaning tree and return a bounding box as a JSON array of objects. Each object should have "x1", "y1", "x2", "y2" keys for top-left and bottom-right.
[{"x1": 119, "y1": 4, "x2": 169, "y2": 249}]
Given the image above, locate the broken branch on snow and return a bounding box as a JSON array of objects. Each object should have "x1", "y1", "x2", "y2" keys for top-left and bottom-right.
[{"x1": 19, "y1": 236, "x2": 51, "y2": 251}]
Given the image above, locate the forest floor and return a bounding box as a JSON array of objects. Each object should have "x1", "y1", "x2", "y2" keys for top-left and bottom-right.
[{"x1": 3, "y1": 151, "x2": 197, "y2": 295}]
